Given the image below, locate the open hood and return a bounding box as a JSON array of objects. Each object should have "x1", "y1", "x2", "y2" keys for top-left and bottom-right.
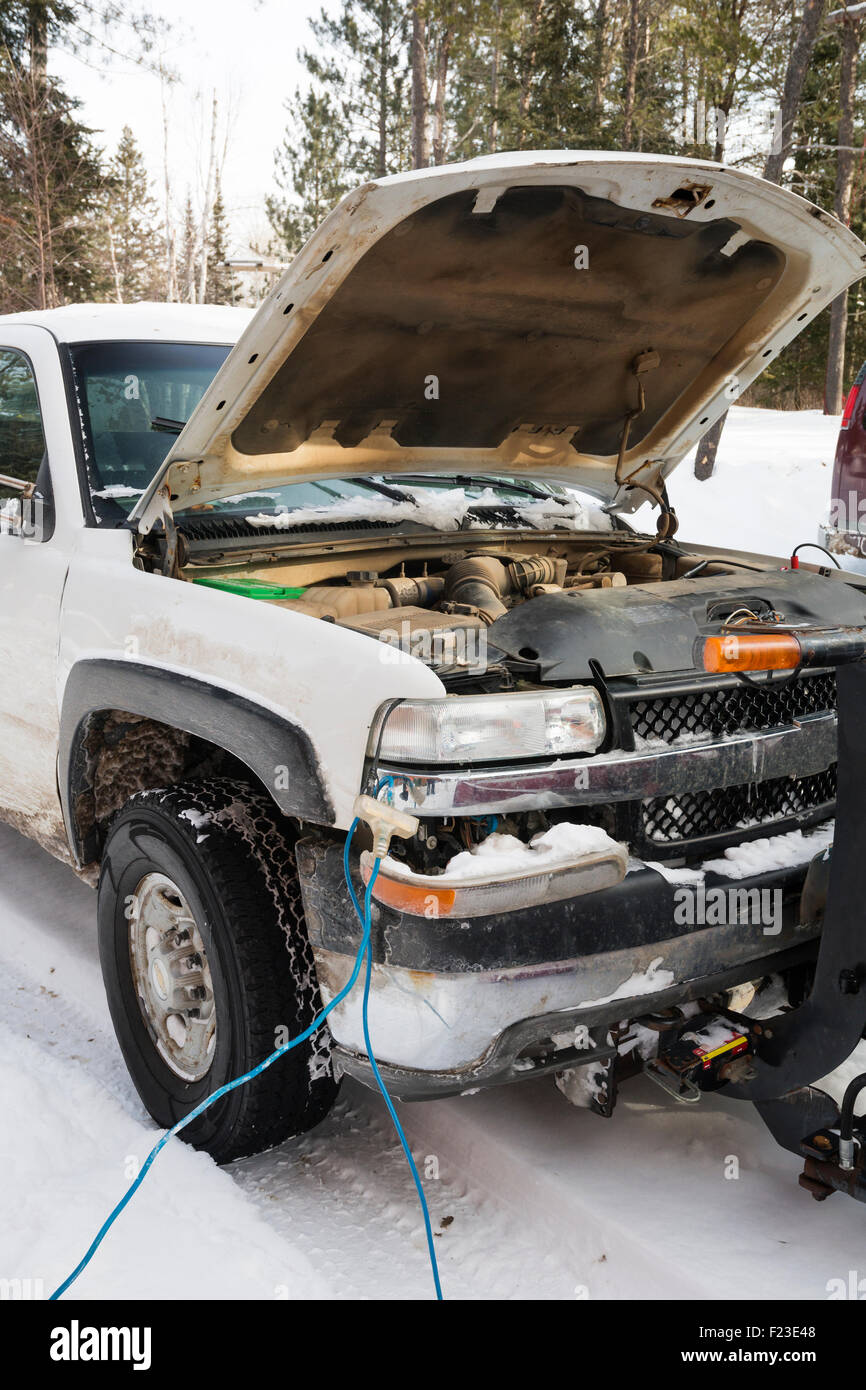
[{"x1": 132, "y1": 151, "x2": 866, "y2": 527}]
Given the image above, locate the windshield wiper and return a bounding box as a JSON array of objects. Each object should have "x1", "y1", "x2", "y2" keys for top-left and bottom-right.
[
  {"x1": 350, "y1": 476, "x2": 411, "y2": 502},
  {"x1": 151, "y1": 416, "x2": 186, "y2": 435},
  {"x1": 380, "y1": 472, "x2": 561, "y2": 503}
]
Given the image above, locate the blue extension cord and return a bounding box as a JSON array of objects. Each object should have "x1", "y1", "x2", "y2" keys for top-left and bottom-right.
[{"x1": 49, "y1": 795, "x2": 443, "y2": 1301}]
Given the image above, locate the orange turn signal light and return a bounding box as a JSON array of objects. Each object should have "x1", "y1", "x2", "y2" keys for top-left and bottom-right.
[
  {"x1": 361, "y1": 862, "x2": 456, "y2": 918},
  {"x1": 701, "y1": 633, "x2": 802, "y2": 674}
]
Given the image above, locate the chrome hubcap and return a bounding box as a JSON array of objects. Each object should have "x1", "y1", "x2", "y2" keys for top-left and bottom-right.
[{"x1": 128, "y1": 872, "x2": 217, "y2": 1081}]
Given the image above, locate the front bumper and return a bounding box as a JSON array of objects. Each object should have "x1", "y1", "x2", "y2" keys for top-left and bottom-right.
[{"x1": 296, "y1": 836, "x2": 823, "y2": 1095}]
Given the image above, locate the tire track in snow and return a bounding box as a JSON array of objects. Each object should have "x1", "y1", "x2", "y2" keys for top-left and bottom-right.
[{"x1": 232, "y1": 1083, "x2": 577, "y2": 1298}]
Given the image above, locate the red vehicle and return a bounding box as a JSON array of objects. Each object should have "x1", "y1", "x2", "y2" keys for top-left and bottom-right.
[{"x1": 821, "y1": 362, "x2": 866, "y2": 572}]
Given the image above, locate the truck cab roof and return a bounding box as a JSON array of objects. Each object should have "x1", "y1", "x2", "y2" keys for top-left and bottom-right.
[{"x1": 0, "y1": 302, "x2": 252, "y2": 345}]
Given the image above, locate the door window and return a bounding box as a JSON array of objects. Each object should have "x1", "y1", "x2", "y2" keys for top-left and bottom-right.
[{"x1": 0, "y1": 348, "x2": 48, "y2": 537}]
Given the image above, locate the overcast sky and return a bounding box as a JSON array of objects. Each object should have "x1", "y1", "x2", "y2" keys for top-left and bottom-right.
[{"x1": 52, "y1": 0, "x2": 335, "y2": 252}]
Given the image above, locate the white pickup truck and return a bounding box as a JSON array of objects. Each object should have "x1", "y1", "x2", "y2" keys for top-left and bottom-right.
[{"x1": 2, "y1": 151, "x2": 865, "y2": 1163}]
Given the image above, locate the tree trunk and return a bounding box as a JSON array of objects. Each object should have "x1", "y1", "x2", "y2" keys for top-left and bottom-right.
[
  {"x1": 432, "y1": 28, "x2": 453, "y2": 165},
  {"x1": 696, "y1": 62, "x2": 708, "y2": 146},
  {"x1": 694, "y1": 413, "x2": 728, "y2": 480},
  {"x1": 697, "y1": 0, "x2": 826, "y2": 475},
  {"x1": 488, "y1": 0, "x2": 502, "y2": 153},
  {"x1": 26, "y1": 2, "x2": 51, "y2": 308},
  {"x1": 160, "y1": 74, "x2": 178, "y2": 302},
  {"x1": 825, "y1": 16, "x2": 861, "y2": 414},
  {"x1": 712, "y1": 73, "x2": 737, "y2": 162},
  {"x1": 763, "y1": 0, "x2": 827, "y2": 184},
  {"x1": 411, "y1": 1, "x2": 429, "y2": 168},
  {"x1": 376, "y1": 0, "x2": 390, "y2": 177},
  {"x1": 27, "y1": 2, "x2": 48, "y2": 82},
  {"x1": 517, "y1": 0, "x2": 544, "y2": 145},
  {"x1": 622, "y1": 0, "x2": 641, "y2": 150},
  {"x1": 197, "y1": 95, "x2": 219, "y2": 304},
  {"x1": 592, "y1": 0, "x2": 609, "y2": 122},
  {"x1": 107, "y1": 223, "x2": 123, "y2": 303},
  {"x1": 635, "y1": 6, "x2": 651, "y2": 150}
]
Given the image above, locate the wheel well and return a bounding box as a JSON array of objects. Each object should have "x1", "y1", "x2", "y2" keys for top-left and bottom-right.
[{"x1": 69, "y1": 710, "x2": 279, "y2": 871}]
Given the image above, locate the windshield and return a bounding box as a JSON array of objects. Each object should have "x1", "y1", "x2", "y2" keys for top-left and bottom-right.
[
  {"x1": 68, "y1": 340, "x2": 232, "y2": 521},
  {"x1": 67, "y1": 340, "x2": 603, "y2": 532},
  {"x1": 202, "y1": 472, "x2": 610, "y2": 537},
  {"x1": 175, "y1": 471, "x2": 572, "y2": 519}
]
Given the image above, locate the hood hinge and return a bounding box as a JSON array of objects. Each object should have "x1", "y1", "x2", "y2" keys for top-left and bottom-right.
[{"x1": 135, "y1": 483, "x2": 182, "y2": 578}]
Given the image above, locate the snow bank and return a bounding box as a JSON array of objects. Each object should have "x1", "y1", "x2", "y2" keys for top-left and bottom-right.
[
  {"x1": 631, "y1": 405, "x2": 839, "y2": 556},
  {"x1": 0, "y1": 1022, "x2": 332, "y2": 1300}
]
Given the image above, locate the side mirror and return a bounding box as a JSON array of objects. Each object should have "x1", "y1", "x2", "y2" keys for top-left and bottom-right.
[{"x1": 0, "y1": 472, "x2": 54, "y2": 541}]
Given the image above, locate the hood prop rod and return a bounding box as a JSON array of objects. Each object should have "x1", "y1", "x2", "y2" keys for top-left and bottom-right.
[{"x1": 614, "y1": 350, "x2": 676, "y2": 539}]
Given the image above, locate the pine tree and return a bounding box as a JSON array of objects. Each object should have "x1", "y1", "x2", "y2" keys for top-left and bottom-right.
[
  {"x1": 267, "y1": 88, "x2": 350, "y2": 253},
  {"x1": 0, "y1": 46, "x2": 108, "y2": 310},
  {"x1": 0, "y1": 1, "x2": 170, "y2": 311},
  {"x1": 103, "y1": 125, "x2": 164, "y2": 302},
  {"x1": 745, "y1": 25, "x2": 865, "y2": 409},
  {"x1": 178, "y1": 192, "x2": 199, "y2": 304},
  {"x1": 301, "y1": 0, "x2": 411, "y2": 181},
  {"x1": 496, "y1": 0, "x2": 595, "y2": 150},
  {"x1": 410, "y1": 0, "x2": 491, "y2": 165},
  {"x1": 205, "y1": 179, "x2": 239, "y2": 303}
]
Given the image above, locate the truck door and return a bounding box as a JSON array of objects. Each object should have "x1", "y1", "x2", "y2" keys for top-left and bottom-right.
[{"x1": 0, "y1": 330, "x2": 75, "y2": 860}]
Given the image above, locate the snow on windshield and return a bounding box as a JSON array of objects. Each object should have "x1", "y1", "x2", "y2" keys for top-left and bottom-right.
[{"x1": 244, "y1": 485, "x2": 612, "y2": 533}]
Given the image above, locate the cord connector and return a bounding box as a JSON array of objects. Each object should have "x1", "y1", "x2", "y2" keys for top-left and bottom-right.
[{"x1": 353, "y1": 793, "x2": 419, "y2": 858}]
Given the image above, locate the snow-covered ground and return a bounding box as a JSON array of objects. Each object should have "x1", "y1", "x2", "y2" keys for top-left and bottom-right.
[
  {"x1": 3, "y1": 405, "x2": 863, "y2": 1303},
  {"x1": 631, "y1": 405, "x2": 838, "y2": 557}
]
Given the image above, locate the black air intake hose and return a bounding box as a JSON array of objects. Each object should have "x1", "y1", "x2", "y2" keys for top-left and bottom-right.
[
  {"x1": 443, "y1": 554, "x2": 565, "y2": 622},
  {"x1": 443, "y1": 556, "x2": 511, "y2": 622}
]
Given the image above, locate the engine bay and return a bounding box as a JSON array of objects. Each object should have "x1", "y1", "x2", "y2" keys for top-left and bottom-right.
[{"x1": 180, "y1": 532, "x2": 750, "y2": 679}]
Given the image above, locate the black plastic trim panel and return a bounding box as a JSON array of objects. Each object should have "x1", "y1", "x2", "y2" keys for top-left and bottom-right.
[{"x1": 59, "y1": 658, "x2": 334, "y2": 863}]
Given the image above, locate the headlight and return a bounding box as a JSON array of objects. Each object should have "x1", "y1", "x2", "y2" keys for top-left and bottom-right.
[{"x1": 371, "y1": 687, "x2": 605, "y2": 764}]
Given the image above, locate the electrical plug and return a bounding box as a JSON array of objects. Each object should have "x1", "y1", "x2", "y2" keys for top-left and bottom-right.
[{"x1": 353, "y1": 793, "x2": 419, "y2": 858}]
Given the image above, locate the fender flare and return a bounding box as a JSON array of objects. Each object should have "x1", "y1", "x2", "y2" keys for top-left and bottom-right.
[{"x1": 59, "y1": 658, "x2": 334, "y2": 865}]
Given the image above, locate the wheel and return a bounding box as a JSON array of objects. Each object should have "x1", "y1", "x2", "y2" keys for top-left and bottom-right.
[{"x1": 97, "y1": 778, "x2": 338, "y2": 1163}]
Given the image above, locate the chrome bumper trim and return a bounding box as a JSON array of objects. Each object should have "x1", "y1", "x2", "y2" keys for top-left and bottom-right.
[{"x1": 374, "y1": 711, "x2": 837, "y2": 817}]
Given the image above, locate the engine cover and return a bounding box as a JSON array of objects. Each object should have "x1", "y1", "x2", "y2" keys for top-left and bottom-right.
[{"x1": 485, "y1": 569, "x2": 866, "y2": 680}]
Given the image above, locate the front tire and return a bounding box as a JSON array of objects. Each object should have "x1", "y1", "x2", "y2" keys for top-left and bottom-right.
[{"x1": 98, "y1": 778, "x2": 338, "y2": 1163}]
